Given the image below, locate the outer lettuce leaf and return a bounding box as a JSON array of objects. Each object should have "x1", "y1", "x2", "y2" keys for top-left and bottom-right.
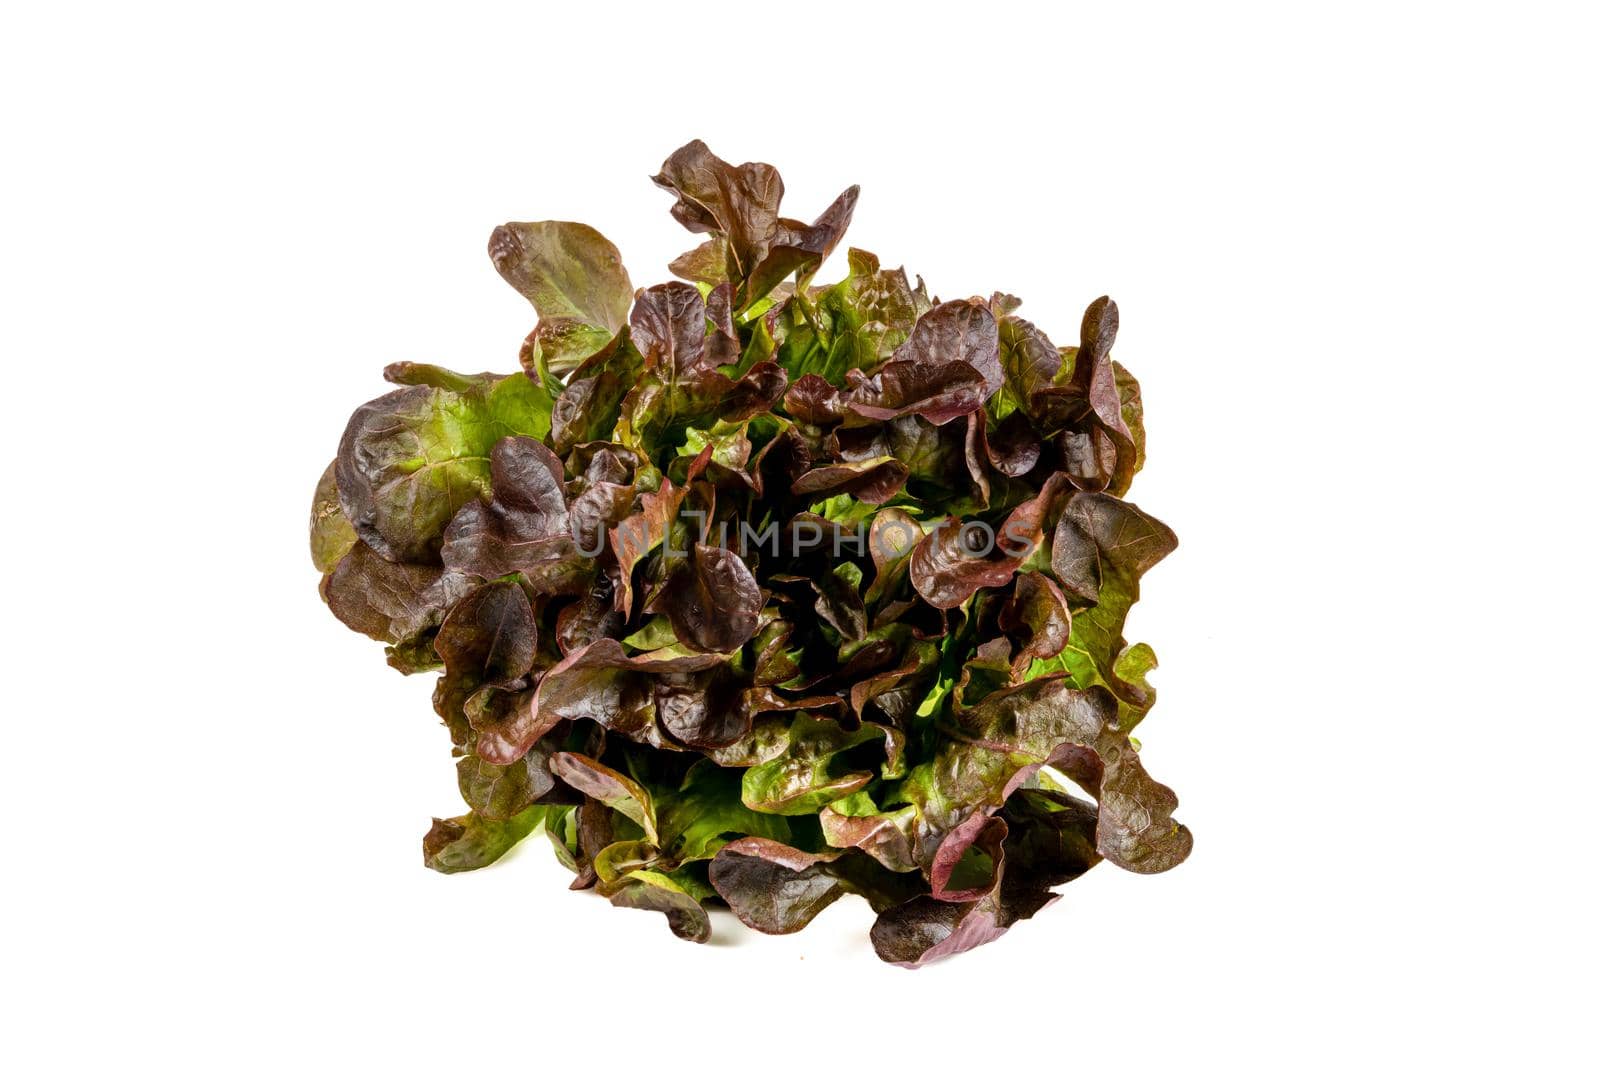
[
  {"x1": 600, "y1": 869, "x2": 712, "y2": 943},
  {"x1": 310, "y1": 460, "x2": 358, "y2": 573},
  {"x1": 708, "y1": 838, "x2": 923, "y2": 934},
  {"x1": 489, "y1": 221, "x2": 632, "y2": 379},
  {"x1": 819, "y1": 676, "x2": 1190, "y2": 884},
  {"x1": 870, "y1": 788, "x2": 1099, "y2": 966},
  {"x1": 321, "y1": 541, "x2": 470, "y2": 646},
  {"x1": 423, "y1": 807, "x2": 544, "y2": 874},
  {"x1": 456, "y1": 744, "x2": 559, "y2": 821},
  {"x1": 1041, "y1": 491, "x2": 1178, "y2": 730},
  {"x1": 336, "y1": 367, "x2": 553, "y2": 564},
  {"x1": 652, "y1": 140, "x2": 856, "y2": 310}
]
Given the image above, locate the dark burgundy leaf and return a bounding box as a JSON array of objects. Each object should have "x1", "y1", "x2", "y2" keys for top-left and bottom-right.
[
  {"x1": 890, "y1": 299, "x2": 1002, "y2": 397},
  {"x1": 434, "y1": 582, "x2": 536, "y2": 688},
  {"x1": 322, "y1": 542, "x2": 469, "y2": 646},
  {"x1": 909, "y1": 473, "x2": 1069, "y2": 609},
  {"x1": 629, "y1": 282, "x2": 706, "y2": 377},
  {"x1": 791, "y1": 458, "x2": 909, "y2": 505},
  {"x1": 659, "y1": 544, "x2": 763, "y2": 653}
]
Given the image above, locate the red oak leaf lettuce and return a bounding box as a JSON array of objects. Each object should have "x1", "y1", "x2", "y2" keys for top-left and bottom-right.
[{"x1": 311, "y1": 140, "x2": 1189, "y2": 964}]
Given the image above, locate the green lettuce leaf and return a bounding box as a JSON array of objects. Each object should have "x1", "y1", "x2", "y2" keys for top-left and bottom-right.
[
  {"x1": 489, "y1": 221, "x2": 632, "y2": 379},
  {"x1": 336, "y1": 367, "x2": 552, "y2": 564}
]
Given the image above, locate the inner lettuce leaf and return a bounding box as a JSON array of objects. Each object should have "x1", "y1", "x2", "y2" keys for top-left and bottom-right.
[{"x1": 311, "y1": 139, "x2": 1189, "y2": 965}]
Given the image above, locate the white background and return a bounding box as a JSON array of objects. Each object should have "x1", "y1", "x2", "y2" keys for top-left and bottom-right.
[{"x1": 3, "y1": 2, "x2": 1595, "y2": 1063}]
